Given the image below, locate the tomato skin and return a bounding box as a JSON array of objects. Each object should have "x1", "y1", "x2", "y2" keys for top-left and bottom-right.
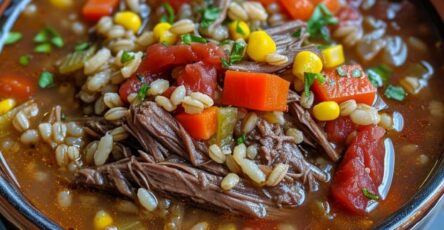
[
  {"x1": 331, "y1": 125, "x2": 386, "y2": 214},
  {"x1": 0, "y1": 75, "x2": 34, "y2": 101},
  {"x1": 163, "y1": 0, "x2": 189, "y2": 11},
  {"x1": 177, "y1": 61, "x2": 217, "y2": 97},
  {"x1": 325, "y1": 116, "x2": 356, "y2": 144}
]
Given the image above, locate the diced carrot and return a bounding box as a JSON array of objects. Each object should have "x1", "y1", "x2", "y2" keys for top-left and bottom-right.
[
  {"x1": 176, "y1": 107, "x2": 218, "y2": 140},
  {"x1": 312, "y1": 0, "x2": 341, "y2": 14},
  {"x1": 82, "y1": 0, "x2": 119, "y2": 22},
  {"x1": 278, "y1": 0, "x2": 315, "y2": 21},
  {"x1": 222, "y1": 70, "x2": 290, "y2": 111},
  {"x1": 0, "y1": 74, "x2": 34, "y2": 102},
  {"x1": 312, "y1": 64, "x2": 377, "y2": 105}
]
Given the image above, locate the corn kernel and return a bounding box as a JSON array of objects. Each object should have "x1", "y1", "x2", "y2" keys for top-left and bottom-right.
[
  {"x1": 153, "y1": 22, "x2": 172, "y2": 40},
  {"x1": 93, "y1": 210, "x2": 113, "y2": 230},
  {"x1": 322, "y1": 45, "x2": 345, "y2": 68},
  {"x1": 228, "y1": 20, "x2": 250, "y2": 40},
  {"x1": 159, "y1": 30, "x2": 178, "y2": 45},
  {"x1": 247, "y1": 31, "x2": 276, "y2": 62},
  {"x1": 114, "y1": 11, "x2": 142, "y2": 33},
  {"x1": 293, "y1": 51, "x2": 323, "y2": 81},
  {"x1": 313, "y1": 101, "x2": 340, "y2": 121},
  {"x1": 0, "y1": 99, "x2": 16, "y2": 115},
  {"x1": 50, "y1": 0, "x2": 73, "y2": 9}
]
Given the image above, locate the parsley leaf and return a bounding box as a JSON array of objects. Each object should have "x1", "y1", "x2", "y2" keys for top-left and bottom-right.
[
  {"x1": 221, "y1": 40, "x2": 246, "y2": 68},
  {"x1": 5, "y1": 32, "x2": 22, "y2": 45},
  {"x1": 181, "y1": 34, "x2": 208, "y2": 45},
  {"x1": 38, "y1": 71, "x2": 55, "y2": 88},
  {"x1": 307, "y1": 3, "x2": 338, "y2": 42},
  {"x1": 362, "y1": 188, "x2": 379, "y2": 201},
  {"x1": 367, "y1": 64, "x2": 392, "y2": 88},
  {"x1": 138, "y1": 83, "x2": 150, "y2": 101},
  {"x1": 384, "y1": 85, "x2": 406, "y2": 102},
  {"x1": 74, "y1": 42, "x2": 90, "y2": 51},
  {"x1": 160, "y1": 3, "x2": 175, "y2": 24},
  {"x1": 236, "y1": 133, "x2": 246, "y2": 144},
  {"x1": 34, "y1": 43, "x2": 52, "y2": 53},
  {"x1": 304, "y1": 72, "x2": 326, "y2": 97},
  {"x1": 292, "y1": 29, "x2": 302, "y2": 39},
  {"x1": 19, "y1": 55, "x2": 32, "y2": 66},
  {"x1": 200, "y1": 7, "x2": 221, "y2": 29},
  {"x1": 121, "y1": 51, "x2": 135, "y2": 64}
]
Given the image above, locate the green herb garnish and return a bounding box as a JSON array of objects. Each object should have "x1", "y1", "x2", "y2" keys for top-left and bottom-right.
[
  {"x1": 181, "y1": 34, "x2": 208, "y2": 45},
  {"x1": 220, "y1": 39, "x2": 232, "y2": 45},
  {"x1": 351, "y1": 69, "x2": 362, "y2": 78},
  {"x1": 74, "y1": 42, "x2": 90, "y2": 52},
  {"x1": 235, "y1": 21, "x2": 246, "y2": 35},
  {"x1": 5, "y1": 32, "x2": 22, "y2": 45},
  {"x1": 121, "y1": 51, "x2": 135, "y2": 63},
  {"x1": 336, "y1": 66, "x2": 347, "y2": 77},
  {"x1": 160, "y1": 3, "x2": 175, "y2": 24},
  {"x1": 19, "y1": 55, "x2": 32, "y2": 66},
  {"x1": 362, "y1": 188, "x2": 379, "y2": 201},
  {"x1": 384, "y1": 85, "x2": 406, "y2": 102},
  {"x1": 34, "y1": 30, "x2": 49, "y2": 43},
  {"x1": 236, "y1": 133, "x2": 246, "y2": 144},
  {"x1": 38, "y1": 71, "x2": 55, "y2": 88},
  {"x1": 367, "y1": 64, "x2": 392, "y2": 88},
  {"x1": 304, "y1": 72, "x2": 326, "y2": 97},
  {"x1": 34, "y1": 43, "x2": 52, "y2": 53},
  {"x1": 307, "y1": 3, "x2": 338, "y2": 42},
  {"x1": 138, "y1": 83, "x2": 150, "y2": 101},
  {"x1": 221, "y1": 58, "x2": 231, "y2": 68},
  {"x1": 221, "y1": 40, "x2": 246, "y2": 68},
  {"x1": 292, "y1": 29, "x2": 302, "y2": 39},
  {"x1": 51, "y1": 36, "x2": 64, "y2": 48},
  {"x1": 200, "y1": 7, "x2": 221, "y2": 29}
]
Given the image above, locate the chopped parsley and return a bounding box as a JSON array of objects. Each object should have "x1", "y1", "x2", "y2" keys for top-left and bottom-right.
[
  {"x1": 138, "y1": 83, "x2": 150, "y2": 101},
  {"x1": 200, "y1": 7, "x2": 221, "y2": 29},
  {"x1": 19, "y1": 55, "x2": 32, "y2": 66},
  {"x1": 384, "y1": 85, "x2": 406, "y2": 102},
  {"x1": 121, "y1": 51, "x2": 135, "y2": 64},
  {"x1": 351, "y1": 68, "x2": 362, "y2": 78},
  {"x1": 220, "y1": 39, "x2": 232, "y2": 45},
  {"x1": 33, "y1": 27, "x2": 64, "y2": 53},
  {"x1": 74, "y1": 42, "x2": 90, "y2": 51},
  {"x1": 5, "y1": 32, "x2": 22, "y2": 45},
  {"x1": 236, "y1": 133, "x2": 246, "y2": 144},
  {"x1": 292, "y1": 29, "x2": 302, "y2": 39},
  {"x1": 362, "y1": 188, "x2": 379, "y2": 201},
  {"x1": 235, "y1": 21, "x2": 246, "y2": 35},
  {"x1": 336, "y1": 66, "x2": 347, "y2": 77},
  {"x1": 307, "y1": 3, "x2": 338, "y2": 42},
  {"x1": 367, "y1": 64, "x2": 392, "y2": 88},
  {"x1": 38, "y1": 71, "x2": 55, "y2": 88},
  {"x1": 181, "y1": 34, "x2": 208, "y2": 45},
  {"x1": 160, "y1": 3, "x2": 175, "y2": 24},
  {"x1": 34, "y1": 43, "x2": 52, "y2": 53},
  {"x1": 221, "y1": 40, "x2": 246, "y2": 68},
  {"x1": 304, "y1": 72, "x2": 326, "y2": 97}
]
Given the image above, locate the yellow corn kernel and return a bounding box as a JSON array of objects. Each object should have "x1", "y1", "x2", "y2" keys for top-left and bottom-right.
[
  {"x1": 322, "y1": 45, "x2": 345, "y2": 68},
  {"x1": 293, "y1": 51, "x2": 323, "y2": 81},
  {"x1": 247, "y1": 31, "x2": 276, "y2": 62},
  {"x1": 0, "y1": 99, "x2": 16, "y2": 115},
  {"x1": 313, "y1": 101, "x2": 340, "y2": 121},
  {"x1": 158, "y1": 30, "x2": 178, "y2": 45},
  {"x1": 50, "y1": 0, "x2": 73, "y2": 9},
  {"x1": 228, "y1": 20, "x2": 250, "y2": 40},
  {"x1": 94, "y1": 210, "x2": 113, "y2": 230},
  {"x1": 153, "y1": 22, "x2": 172, "y2": 40},
  {"x1": 114, "y1": 11, "x2": 142, "y2": 33}
]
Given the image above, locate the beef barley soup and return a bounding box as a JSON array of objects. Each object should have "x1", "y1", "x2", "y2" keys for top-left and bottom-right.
[{"x1": 0, "y1": 0, "x2": 443, "y2": 229}]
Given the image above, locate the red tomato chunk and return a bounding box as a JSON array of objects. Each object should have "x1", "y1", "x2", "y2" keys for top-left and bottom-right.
[
  {"x1": 331, "y1": 125, "x2": 386, "y2": 214},
  {"x1": 176, "y1": 61, "x2": 218, "y2": 97},
  {"x1": 325, "y1": 116, "x2": 356, "y2": 144}
]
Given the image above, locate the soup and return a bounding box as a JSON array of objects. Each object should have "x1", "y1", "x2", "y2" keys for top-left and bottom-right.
[{"x1": 0, "y1": 0, "x2": 443, "y2": 229}]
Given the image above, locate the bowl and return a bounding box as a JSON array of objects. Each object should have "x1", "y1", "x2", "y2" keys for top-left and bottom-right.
[{"x1": 0, "y1": 0, "x2": 442, "y2": 229}]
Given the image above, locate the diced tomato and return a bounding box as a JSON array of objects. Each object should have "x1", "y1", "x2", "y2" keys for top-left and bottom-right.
[
  {"x1": 331, "y1": 125, "x2": 386, "y2": 214},
  {"x1": 312, "y1": 64, "x2": 377, "y2": 105},
  {"x1": 0, "y1": 75, "x2": 35, "y2": 101},
  {"x1": 118, "y1": 74, "x2": 160, "y2": 103},
  {"x1": 82, "y1": 0, "x2": 119, "y2": 22},
  {"x1": 176, "y1": 62, "x2": 218, "y2": 97},
  {"x1": 325, "y1": 116, "x2": 355, "y2": 144},
  {"x1": 190, "y1": 43, "x2": 226, "y2": 67},
  {"x1": 137, "y1": 44, "x2": 177, "y2": 76}
]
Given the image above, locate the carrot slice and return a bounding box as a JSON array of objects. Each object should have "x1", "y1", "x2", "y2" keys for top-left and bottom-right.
[
  {"x1": 278, "y1": 0, "x2": 315, "y2": 21},
  {"x1": 312, "y1": 64, "x2": 377, "y2": 105},
  {"x1": 312, "y1": 0, "x2": 341, "y2": 14},
  {"x1": 0, "y1": 74, "x2": 34, "y2": 101},
  {"x1": 176, "y1": 107, "x2": 218, "y2": 140},
  {"x1": 222, "y1": 70, "x2": 290, "y2": 111},
  {"x1": 82, "y1": 0, "x2": 119, "y2": 22}
]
